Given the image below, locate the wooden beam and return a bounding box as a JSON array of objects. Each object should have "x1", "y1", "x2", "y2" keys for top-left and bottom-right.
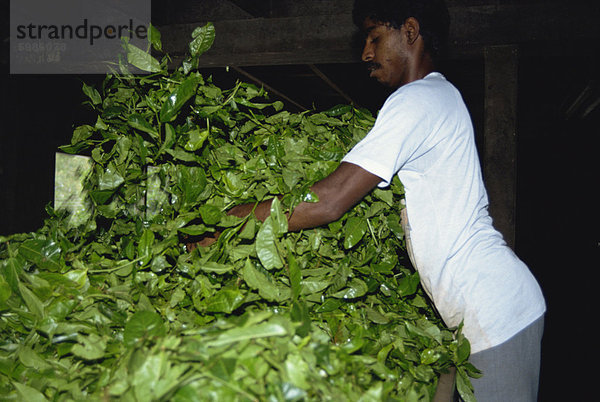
[
  {"x1": 160, "y1": 15, "x2": 358, "y2": 67},
  {"x1": 158, "y1": 2, "x2": 599, "y2": 67},
  {"x1": 483, "y1": 45, "x2": 518, "y2": 249}
]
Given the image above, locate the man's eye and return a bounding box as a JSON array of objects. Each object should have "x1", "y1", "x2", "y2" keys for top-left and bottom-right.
[{"x1": 370, "y1": 36, "x2": 379, "y2": 44}]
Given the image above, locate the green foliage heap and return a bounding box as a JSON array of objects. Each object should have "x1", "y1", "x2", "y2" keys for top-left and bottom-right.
[{"x1": 0, "y1": 24, "x2": 479, "y2": 401}]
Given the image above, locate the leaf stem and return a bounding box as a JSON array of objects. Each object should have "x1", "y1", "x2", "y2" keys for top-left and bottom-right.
[
  {"x1": 367, "y1": 218, "x2": 379, "y2": 248},
  {"x1": 88, "y1": 257, "x2": 144, "y2": 274}
]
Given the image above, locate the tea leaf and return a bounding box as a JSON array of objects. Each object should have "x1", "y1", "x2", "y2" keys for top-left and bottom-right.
[
  {"x1": 256, "y1": 217, "x2": 283, "y2": 270},
  {"x1": 124, "y1": 39, "x2": 162, "y2": 73},
  {"x1": 189, "y1": 23, "x2": 216, "y2": 58},
  {"x1": 124, "y1": 311, "x2": 166, "y2": 346},
  {"x1": 160, "y1": 75, "x2": 201, "y2": 123}
]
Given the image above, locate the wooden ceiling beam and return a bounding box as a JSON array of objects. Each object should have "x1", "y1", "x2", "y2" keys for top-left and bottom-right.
[
  {"x1": 158, "y1": 2, "x2": 598, "y2": 67},
  {"x1": 160, "y1": 14, "x2": 357, "y2": 67}
]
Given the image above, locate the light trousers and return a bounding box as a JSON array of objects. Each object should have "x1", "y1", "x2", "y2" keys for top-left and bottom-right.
[{"x1": 434, "y1": 315, "x2": 545, "y2": 402}]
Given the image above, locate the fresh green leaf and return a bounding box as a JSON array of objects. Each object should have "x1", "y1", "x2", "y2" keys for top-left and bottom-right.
[
  {"x1": 160, "y1": 76, "x2": 201, "y2": 123},
  {"x1": 184, "y1": 128, "x2": 209, "y2": 151},
  {"x1": 256, "y1": 217, "x2": 283, "y2": 270},
  {"x1": 123, "y1": 311, "x2": 166, "y2": 346},
  {"x1": 198, "y1": 204, "x2": 222, "y2": 225},
  {"x1": 124, "y1": 39, "x2": 162, "y2": 73},
  {"x1": 287, "y1": 249, "x2": 301, "y2": 301},
  {"x1": 18, "y1": 239, "x2": 61, "y2": 271},
  {"x1": 149, "y1": 24, "x2": 162, "y2": 52},
  {"x1": 82, "y1": 83, "x2": 102, "y2": 105},
  {"x1": 0, "y1": 275, "x2": 11, "y2": 304},
  {"x1": 204, "y1": 289, "x2": 245, "y2": 314},
  {"x1": 137, "y1": 229, "x2": 155, "y2": 266},
  {"x1": 189, "y1": 23, "x2": 216, "y2": 58},
  {"x1": 128, "y1": 113, "x2": 159, "y2": 137},
  {"x1": 343, "y1": 216, "x2": 367, "y2": 249},
  {"x1": 242, "y1": 259, "x2": 288, "y2": 302},
  {"x1": 71, "y1": 333, "x2": 106, "y2": 360},
  {"x1": 12, "y1": 382, "x2": 48, "y2": 402},
  {"x1": 206, "y1": 318, "x2": 290, "y2": 348}
]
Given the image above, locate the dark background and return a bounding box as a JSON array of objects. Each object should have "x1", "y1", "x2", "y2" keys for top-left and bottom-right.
[{"x1": 1, "y1": 1, "x2": 599, "y2": 400}]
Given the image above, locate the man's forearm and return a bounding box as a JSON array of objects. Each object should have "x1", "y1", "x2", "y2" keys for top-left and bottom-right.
[
  {"x1": 228, "y1": 162, "x2": 382, "y2": 232},
  {"x1": 227, "y1": 194, "x2": 333, "y2": 231}
]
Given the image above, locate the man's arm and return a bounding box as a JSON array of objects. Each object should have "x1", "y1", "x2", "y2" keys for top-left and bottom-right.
[
  {"x1": 187, "y1": 162, "x2": 381, "y2": 250},
  {"x1": 229, "y1": 162, "x2": 382, "y2": 230}
]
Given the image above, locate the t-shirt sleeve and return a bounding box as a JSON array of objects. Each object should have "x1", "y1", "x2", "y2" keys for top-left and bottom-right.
[{"x1": 342, "y1": 88, "x2": 431, "y2": 187}]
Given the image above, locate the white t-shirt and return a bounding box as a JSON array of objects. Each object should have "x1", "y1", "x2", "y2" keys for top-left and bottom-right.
[{"x1": 342, "y1": 72, "x2": 546, "y2": 353}]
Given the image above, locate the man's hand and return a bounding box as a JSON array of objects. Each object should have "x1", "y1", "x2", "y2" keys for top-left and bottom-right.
[{"x1": 185, "y1": 202, "x2": 264, "y2": 252}]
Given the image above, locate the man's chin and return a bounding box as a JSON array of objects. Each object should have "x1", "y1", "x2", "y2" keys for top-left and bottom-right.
[
  {"x1": 369, "y1": 70, "x2": 383, "y2": 83},
  {"x1": 369, "y1": 70, "x2": 395, "y2": 88},
  {"x1": 375, "y1": 76, "x2": 392, "y2": 88}
]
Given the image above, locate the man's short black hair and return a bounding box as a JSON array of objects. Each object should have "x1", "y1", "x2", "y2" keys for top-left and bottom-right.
[{"x1": 353, "y1": 0, "x2": 450, "y2": 60}]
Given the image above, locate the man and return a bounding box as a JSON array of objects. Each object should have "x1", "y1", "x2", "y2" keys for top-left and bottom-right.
[{"x1": 196, "y1": 1, "x2": 546, "y2": 400}]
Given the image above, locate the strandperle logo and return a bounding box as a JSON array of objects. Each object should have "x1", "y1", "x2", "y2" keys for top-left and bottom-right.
[
  {"x1": 10, "y1": 0, "x2": 151, "y2": 74},
  {"x1": 15, "y1": 18, "x2": 148, "y2": 46}
]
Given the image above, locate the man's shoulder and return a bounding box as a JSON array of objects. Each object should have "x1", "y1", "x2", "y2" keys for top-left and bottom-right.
[
  {"x1": 405, "y1": 72, "x2": 451, "y2": 93},
  {"x1": 384, "y1": 73, "x2": 453, "y2": 110}
]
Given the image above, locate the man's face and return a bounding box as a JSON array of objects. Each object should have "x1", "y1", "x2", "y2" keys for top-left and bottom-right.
[{"x1": 361, "y1": 18, "x2": 410, "y2": 89}]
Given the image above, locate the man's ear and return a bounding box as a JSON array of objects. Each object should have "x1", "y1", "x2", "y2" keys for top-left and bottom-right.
[{"x1": 403, "y1": 17, "x2": 421, "y2": 45}]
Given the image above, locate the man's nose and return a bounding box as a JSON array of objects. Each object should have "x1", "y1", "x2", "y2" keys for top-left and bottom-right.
[{"x1": 362, "y1": 43, "x2": 373, "y2": 62}]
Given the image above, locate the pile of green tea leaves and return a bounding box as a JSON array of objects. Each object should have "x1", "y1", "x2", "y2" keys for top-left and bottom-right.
[{"x1": 0, "y1": 24, "x2": 478, "y2": 401}]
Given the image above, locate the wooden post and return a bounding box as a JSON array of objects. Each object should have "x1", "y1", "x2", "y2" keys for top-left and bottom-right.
[{"x1": 484, "y1": 45, "x2": 518, "y2": 249}]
